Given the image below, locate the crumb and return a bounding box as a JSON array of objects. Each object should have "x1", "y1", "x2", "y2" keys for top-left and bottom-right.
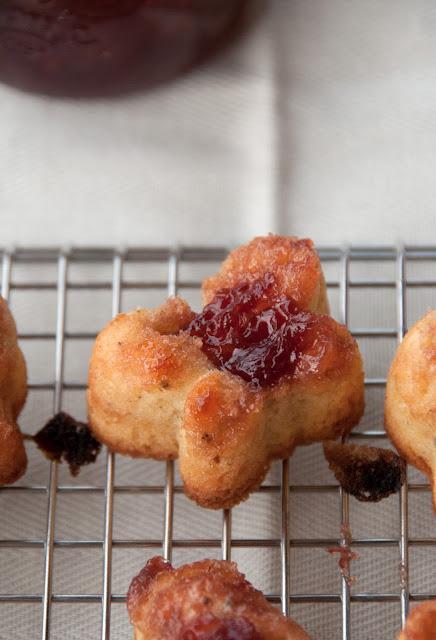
[
  {"x1": 34, "y1": 412, "x2": 101, "y2": 476},
  {"x1": 324, "y1": 441, "x2": 406, "y2": 502}
]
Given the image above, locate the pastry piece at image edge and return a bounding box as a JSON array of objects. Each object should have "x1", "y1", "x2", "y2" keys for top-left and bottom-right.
[
  {"x1": 397, "y1": 600, "x2": 436, "y2": 640},
  {"x1": 385, "y1": 311, "x2": 436, "y2": 509},
  {"x1": 88, "y1": 235, "x2": 365, "y2": 509},
  {"x1": 127, "y1": 556, "x2": 311, "y2": 640},
  {"x1": 0, "y1": 296, "x2": 27, "y2": 485}
]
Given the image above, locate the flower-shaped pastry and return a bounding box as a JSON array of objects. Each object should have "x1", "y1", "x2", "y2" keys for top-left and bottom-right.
[
  {"x1": 386, "y1": 310, "x2": 436, "y2": 509},
  {"x1": 88, "y1": 236, "x2": 364, "y2": 508},
  {"x1": 397, "y1": 601, "x2": 436, "y2": 640},
  {"x1": 127, "y1": 556, "x2": 311, "y2": 640},
  {"x1": 0, "y1": 297, "x2": 27, "y2": 485}
]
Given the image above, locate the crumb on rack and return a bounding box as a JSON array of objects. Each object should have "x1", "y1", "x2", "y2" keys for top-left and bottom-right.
[
  {"x1": 34, "y1": 412, "x2": 101, "y2": 476},
  {"x1": 324, "y1": 441, "x2": 406, "y2": 502}
]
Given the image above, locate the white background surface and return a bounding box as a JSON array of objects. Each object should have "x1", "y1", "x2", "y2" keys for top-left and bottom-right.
[{"x1": 1, "y1": 0, "x2": 436, "y2": 248}]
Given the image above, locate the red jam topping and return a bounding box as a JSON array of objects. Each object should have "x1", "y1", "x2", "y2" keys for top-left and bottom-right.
[
  {"x1": 188, "y1": 274, "x2": 313, "y2": 387},
  {"x1": 180, "y1": 614, "x2": 260, "y2": 640}
]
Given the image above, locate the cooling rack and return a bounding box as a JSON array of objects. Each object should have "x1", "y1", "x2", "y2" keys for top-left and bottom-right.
[{"x1": 0, "y1": 245, "x2": 435, "y2": 640}]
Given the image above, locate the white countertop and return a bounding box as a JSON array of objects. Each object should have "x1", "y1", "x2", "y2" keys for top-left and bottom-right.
[{"x1": 1, "y1": 0, "x2": 436, "y2": 248}]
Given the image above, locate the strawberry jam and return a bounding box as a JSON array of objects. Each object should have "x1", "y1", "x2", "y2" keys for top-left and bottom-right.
[
  {"x1": 188, "y1": 274, "x2": 314, "y2": 388},
  {"x1": 0, "y1": 0, "x2": 248, "y2": 96},
  {"x1": 180, "y1": 614, "x2": 260, "y2": 640}
]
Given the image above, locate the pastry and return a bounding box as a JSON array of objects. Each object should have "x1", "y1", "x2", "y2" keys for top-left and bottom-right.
[
  {"x1": 88, "y1": 236, "x2": 364, "y2": 508},
  {"x1": 0, "y1": 296, "x2": 27, "y2": 485},
  {"x1": 127, "y1": 556, "x2": 311, "y2": 640},
  {"x1": 385, "y1": 311, "x2": 436, "y2": 509},
  {"x1": 398, "y1": 600, "x2": 436, "y2": 639},
  {"x1": 202, "y1": 235, "x2": 329, "y2": 312}
]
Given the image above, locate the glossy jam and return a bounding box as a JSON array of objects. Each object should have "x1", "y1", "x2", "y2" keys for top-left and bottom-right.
[
  {"x1": 0, "y1": 0, "x2": 248, "y2": 96},
  {"x1": 188, "y1": 274, "x2": 314, "y2": 387},
  {"x1": 180, "y1": 614, "x2": 260, "y2": 640}
]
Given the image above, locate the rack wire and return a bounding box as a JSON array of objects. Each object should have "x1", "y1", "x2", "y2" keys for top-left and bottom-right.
[{"x1": 0, "y1": 245, "x2": 435, "y2": 640}]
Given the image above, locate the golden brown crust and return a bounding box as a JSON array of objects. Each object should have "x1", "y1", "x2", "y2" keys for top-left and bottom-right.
[
  {"x1": 264, "y1": 318, "x2": 364, "y2": 455},
  {"x1": 88, "y1": 298, "x2": 213, "y2": 460},
  {"x1": 127, "y1": 557, "x2": 312, "y2": 640},
  {"x1": 385, "y1": 311, "x2": 436, "y2": 510},
  {"x1": 203, "y1": 235, "x2": 329, "y2": 314},
  {"x1": 398, "y1": 601, "x2": 436, "y2": 640},
  {"x1": 88, "y1": 237, "x2": 364, "y2": 509},
  {"x1": 180, "y1": 371, "x2": 268, "y2": 509},
  {"x1": 0, "y1": 297, "x2": 27, "y2": 485}
]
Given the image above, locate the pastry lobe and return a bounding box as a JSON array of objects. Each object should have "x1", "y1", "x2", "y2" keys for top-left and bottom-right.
[
  {"x1": 398, "y1": 601, "x2": 436, "y2": 640},
  {"x1": 88, "y1": 297, "x2": 213, "y2": 460},
  {"x1": 385, "y1": 311, "x2": 436, "y2": 509},
  {"x1": 203, "y1": 235, "x2": 329, "y2": 313},
  {"x1": 180, "y1": 371, "x2": 267, "y2": 509},
  {"x1": 127, "y1": 557, "x2": 311, "y2": 640},
  {"x1": 88, "y1": 236, "x2": 364, "y2": 508},
  {"x1": 0, "y1": 297, "x2": 27, "y2": 485}
]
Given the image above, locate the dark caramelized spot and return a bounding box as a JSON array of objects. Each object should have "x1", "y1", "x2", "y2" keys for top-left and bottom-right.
[
  {"x1": 324, "y1": 442, "x2": 406, "y2": 502},
  {"x1": 180, "y1": 613, "x2": 261, "y2": 640},
  {"x1": 34, "y1": 412, "x2": 101, "y2": 477},
  {"x1": 188, "y1": 274, "x2": 314, "y2": 387}
]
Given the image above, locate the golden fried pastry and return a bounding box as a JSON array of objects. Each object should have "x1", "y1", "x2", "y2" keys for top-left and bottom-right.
[
  {"x1": 398, "y1": 601, "x2": 436, "y2": 640},
  {"x1": 127, "y1": 557, "x2": 311, "y2": 640},
  {"x1": 88, "y1": 236, "x2": 364, "y2": 508},
  {"x1": 203, "y1": 236, "x2": 329, "y2": 312},
  {"x1": 385, "y1": 311, "x2": 436, "y2": 509},
  {"x1": 0, "y1": 297, "x2": 27, "y2": 485}
]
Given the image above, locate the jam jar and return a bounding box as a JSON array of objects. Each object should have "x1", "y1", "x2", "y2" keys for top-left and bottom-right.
[{"x1": 0, "y1": 0, "x2": 248, "y2": 96}]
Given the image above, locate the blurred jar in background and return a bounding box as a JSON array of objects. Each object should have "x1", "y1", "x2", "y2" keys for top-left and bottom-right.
[{"x1": 0, "y1": 0, "x2": 249, "y2": 96}]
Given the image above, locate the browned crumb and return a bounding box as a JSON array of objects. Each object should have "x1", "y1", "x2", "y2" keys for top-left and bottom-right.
[
  {"x1": 324, "y1": 441, "x2": 406, "y2": 502},
  {"x1": 34, "y1": 412, "x2": 101, "y2": 476}
]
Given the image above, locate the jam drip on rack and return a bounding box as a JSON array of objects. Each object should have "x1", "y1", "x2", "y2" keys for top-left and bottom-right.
[{"x1": 188, "y1": 273, "x2": 314, "y2": 387}]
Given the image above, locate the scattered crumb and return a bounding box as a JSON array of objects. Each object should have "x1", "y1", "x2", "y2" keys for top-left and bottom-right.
[
  {"x1": 324, "y1": 441, "x2": 406, "y2": 502},
  {"x1": 327, "y1": 524, "x2": 358, "y2": 587},
  {"x1": 34, "y1": 412, "x2": 101, "y2": 476}
]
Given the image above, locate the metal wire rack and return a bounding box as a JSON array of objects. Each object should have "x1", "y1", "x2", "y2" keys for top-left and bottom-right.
[{"x1": 0, "y1": 245, "x2": 435, "y2": 640}]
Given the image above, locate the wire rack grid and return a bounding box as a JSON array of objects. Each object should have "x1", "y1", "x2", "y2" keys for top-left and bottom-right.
[{"x1": 0, "y1": 245, "x2": 435, "y2": 640}]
